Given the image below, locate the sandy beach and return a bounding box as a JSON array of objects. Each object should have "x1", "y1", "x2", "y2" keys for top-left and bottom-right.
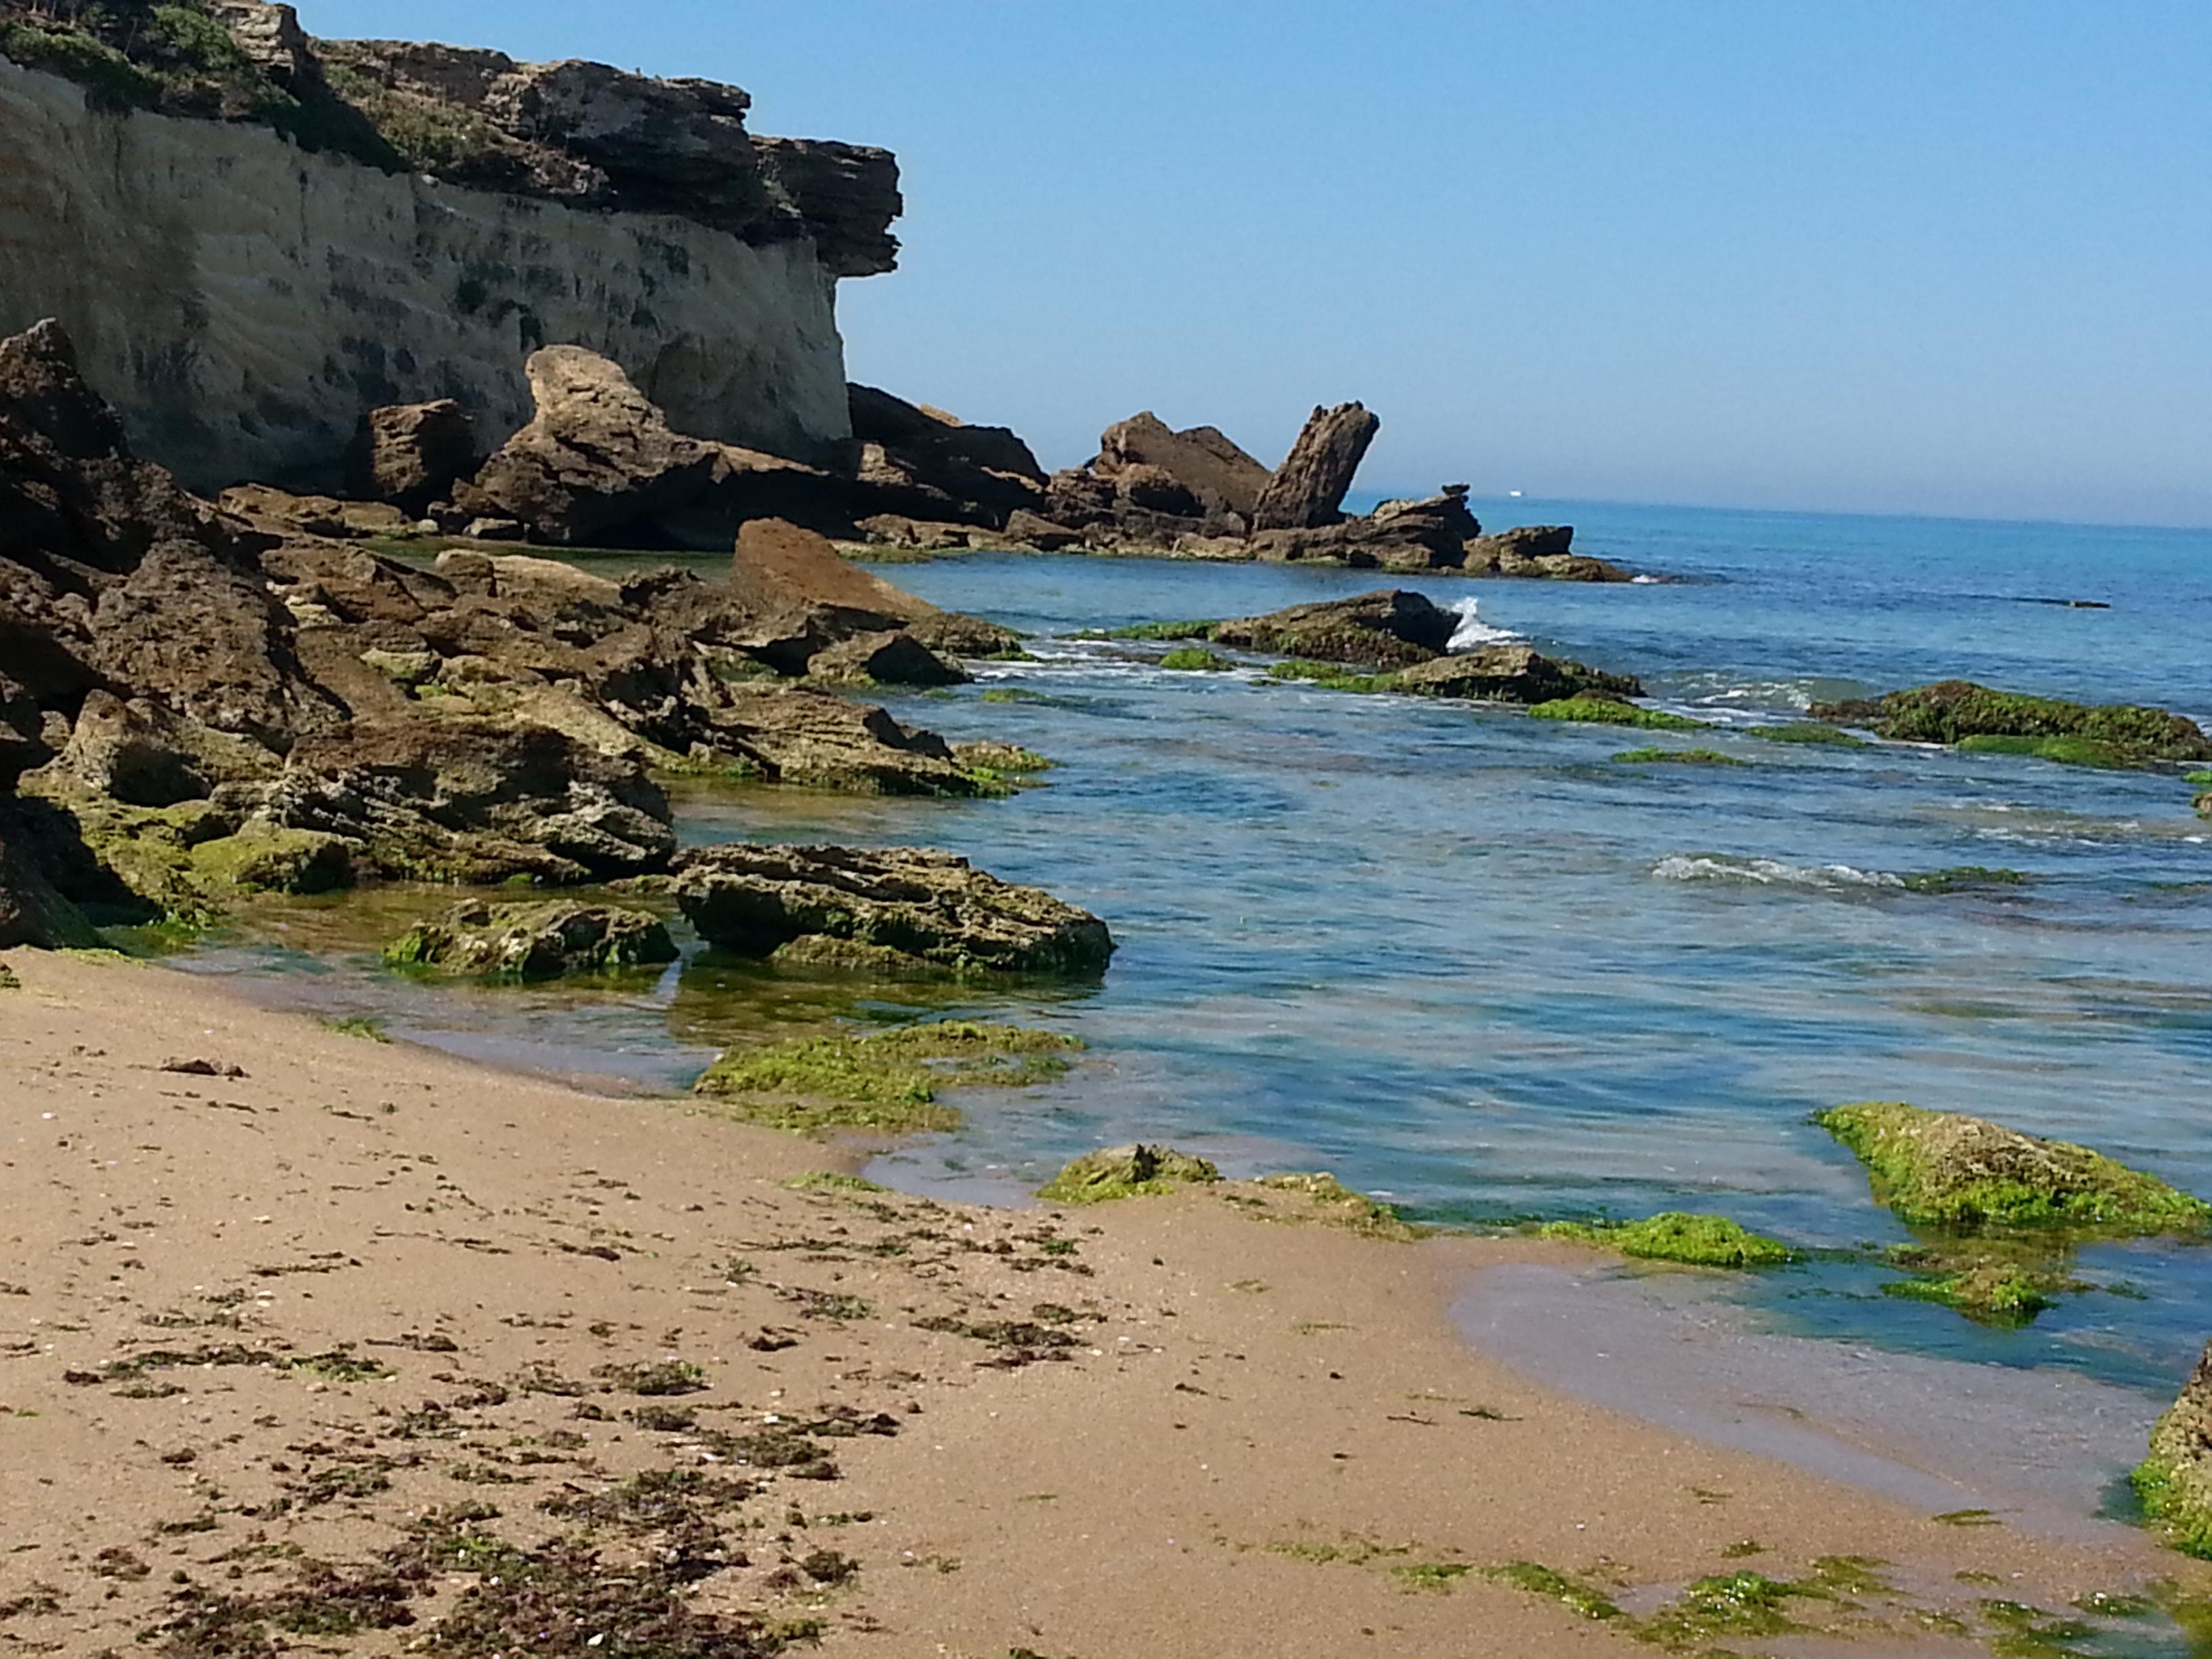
[{"x1": 3, "y1": 949, "x2": 2203, "y2": 1658}]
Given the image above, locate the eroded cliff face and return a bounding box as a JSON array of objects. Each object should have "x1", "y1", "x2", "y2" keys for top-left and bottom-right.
[{"x1": 0, "y1": 16, "x2": 898, "y2": 491}]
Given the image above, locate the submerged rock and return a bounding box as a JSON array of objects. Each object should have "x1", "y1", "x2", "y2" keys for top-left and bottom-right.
[
  {"x1": 1815, "y1": 1101, "x2": 2211, "y2": 1233},
  {"x1": 384, "y1": 899, "x2": 677, "y2": 981},
  {"x1": 1527, "y1": 698, "x2": 1705, "y2": 731},
  {"x1": 1810, "y1": 680, "x2": 2212, "y2": 767},
  {"x1": 1396, "y1": 644, "x2": 1642, "y2": 705},
  {"x1": 1539, "y1": 1212, "x2": 1793, "y2": 1268},
  {"x1": 1212, "y1": 589, "x2": 1454, "y2": 668},
  {"x1": 694, "y1": 1019, "x2": 1081, "y2": 1133},
  {"x1": 1877, "y1": 1253, "x2": 2078, "y2": 1327},
  {"x1": 1037, "y1": 1145, "x2": 1221, "y2": 1204},
  {"x1": 2136, "y1": 1341, "x2": 2212, "y2": 1560},
  {"x1": 672, "y1": 843, "x2": 1115, "y2": 977}
]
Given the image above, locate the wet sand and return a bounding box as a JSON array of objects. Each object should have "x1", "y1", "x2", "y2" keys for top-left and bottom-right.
[{"x1": 1, "y1": 949, "x2": 2205, "y2": 1656}]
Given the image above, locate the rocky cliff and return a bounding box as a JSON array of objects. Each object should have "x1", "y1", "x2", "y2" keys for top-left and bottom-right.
[{"x1": 0, "y1": 1, "x2": 900, "y2": 490}]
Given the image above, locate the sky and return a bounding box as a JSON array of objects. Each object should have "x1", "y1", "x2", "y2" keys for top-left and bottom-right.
[{"x1": 295, "y1": 2, "x2": 2212, "y2": 527}]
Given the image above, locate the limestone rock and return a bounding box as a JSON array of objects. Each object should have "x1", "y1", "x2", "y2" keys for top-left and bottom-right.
[
  {"x1": 1462, "y1": 525, "x2": 1631, "y2": 582},
  {"x1": 754, "y1": 139, "x2": 903, "y2": 279},
  {"x1": 384, "y1": 898, "x2": 678, "y2": 981},
  {"x1": 1396, "y1": 646, "x2": 1643, "y2": 705},
  {"x1": 1250, "y1": 402, "x2": 1379, "y2": 531},
  {"x1": 462, "y1": 346, "x2": 724, "y2": 544},
  {"x1": 731, "y1": 518, "x2": 1019, "y2": 658},
  {"x1": 1213, "y1": 589, "x2": 1454, "y2": 668},
  {"x1": 1092, "y1": 413, "x2": 1270, "y2": 519},
  {"x1": 673, "y1": 842, "x2": 1115, "y2": 977},
  {"x1": 348, "y1": 401, "x2": 480, "y2": 511},
  {"x1": 218, "y1": 484, "x2": 409, "y2": 539},
  {"x1": 702, "y1": 685, "x2": 999, "y2": 797}
]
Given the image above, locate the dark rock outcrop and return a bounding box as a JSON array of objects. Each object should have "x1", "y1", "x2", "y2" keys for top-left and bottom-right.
[
  {"x1": 1213, "y1": 590, "x2": 1455, "y2": 668},
  {"x1": 730, "y1": 518, "x2": 1020, "y2": 660},
  {"x1": 1809, "y1": 681, "x2": 2212, "y2": 766},
  {"x1": 348, "y1": 401, "x2": 479, "y2": 512},
  {"x1": 673, "y1": 843, "x2": 1115, "y2": 977},
  {"x1": 384, "y1": 898, "x2": 678, "y2": 980},
  {"x1": 1250, "y1": 486, "x2": 1481, "y2": 572},
  {"x1": 1395, "y1": 645, "x2": 1642, "y2": 704},
  {"x1": 1463, "y1": 525, "x2": 1630, "y2": 583},
  {"x1": 1250, "y1": 402, "x2": 1380, "y2": 531}
]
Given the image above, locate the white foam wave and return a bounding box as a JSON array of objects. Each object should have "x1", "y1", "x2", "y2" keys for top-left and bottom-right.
[
  {"x1": 1652, "y1": 854, "x2": 1902, "y2": 890},
  {"x1": 1446, "y1": 596, "x2": 1519, "y2": 651}
]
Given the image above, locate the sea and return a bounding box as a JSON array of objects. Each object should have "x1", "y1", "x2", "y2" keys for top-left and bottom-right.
[{"x1": 174, "y1": 498, "x2": 2212, "y2": 1417}]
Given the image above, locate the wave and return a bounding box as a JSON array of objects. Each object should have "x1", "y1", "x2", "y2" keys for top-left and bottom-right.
[
  {"x1": 1446, "y1": 596, "x2": 1520, "y2": 651},
  {"x1": 1652, "y1": 854, "x2": 1903, "y2": 890}
]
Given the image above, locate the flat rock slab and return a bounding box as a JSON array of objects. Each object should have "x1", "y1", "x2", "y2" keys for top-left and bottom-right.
[
  {"x1": 1212, "y1": 588, "x2": 1455, "y2": 667},
  {"x1": 672, "y1": 842, "x2": 1113, "y2": 977}
]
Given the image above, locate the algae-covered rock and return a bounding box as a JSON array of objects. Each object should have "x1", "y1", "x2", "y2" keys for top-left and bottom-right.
[
  {"x1": 1613, "y1": 747, "x2": 1744, "y2": 767},
  {"x1": 1528, "y1": 698, "x2": 1705, "y2": 731},
  {"x1": 1396, "y1": 644, "x2": 1641, "y2": 705},
  {"x1": 1538, "y1": 1212, "x2": 1793, "y2": 1268},
  {"x1": 1748, "y1": 722, "x2": 1868, "y2": 747},
  {"x1": 1038, "y1": 1145, "x2": 1221, "y2": 1204},
  {"x1": 1250, "y1": 1172, "x2": 1423, "y2": 1241},
  {"x1": 1810, "y1": 680, "x2": 2212, "y2": 767},
  {"x1": 672, "y1": 842, "x2": 1114, "y2": 978},
  {"x1": 2135, "y1": 1340, "x2": 2212, "y2": 1559},
  {"x1": 1212, "y1": 590, "x2": 1454, "y2": 668},
  {"x1": 1816, "y1": 1102, "x2": 2211, "y2": 1233},
  {"x1": 1898, "y1": 866, "x2": 2028, "y2": 895},
  {"x1": 384, "y1": 900, "x2": 678, "y2": 982},
  {"x1": 1160, "y1": 647, "x2": 1233, "y2": 672},
  {"x1": 694, "y1": 1020, "x2": 1082, "y2": 1134},
  {"x1": 1879, "y1": 1261, "x2": 2070, "y2": 1326}
]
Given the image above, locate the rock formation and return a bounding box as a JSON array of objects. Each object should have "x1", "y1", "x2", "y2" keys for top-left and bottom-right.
[
  {"x1": 348, "y1": 401, "x2": 479, "y2": 512},
  {"x1": 0, "y1": 318, "x2": 1044, "y2": 943},
  {"x1": 2137, "y1": 1340, "x2": 2212, "y2": 1559},
  {"x1": 0, "y1": 7, "x2": 900, "y2": 486},
  {"x1": 1250, "y1": 402, "x2": 1380, "y2": 531},
  {"x1": 1395, "y1": 645, "x2": 1643, "y2": 704},
  {"x1": 672, "y1": 843, "x2": 1115, "y2": 977}
]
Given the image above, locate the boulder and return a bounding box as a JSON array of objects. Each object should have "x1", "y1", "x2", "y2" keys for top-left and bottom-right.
[
  {"x1": 1462, "y1": 525, "x2": 1631, "y2": 582},
  {"x1": 274, "y1": 716, "x2": 676, "y2": 883},
  {"x1": 848, "y1": 384, "x2": 1046, "y2": 483},
  {"x1": 384, "y1": 898, "x2": 678, "y2": 980},
  {"x1": 1250, "y1": 486, "x2": 1480, "y2": 571},
  {"x1": 1091, "y1": 412, "x2": 1270, "y2": 519},
  {"x1": 1396, "y1": 645, "x2": 1643, "y2": 704},
  {"x1": 2137, "y1": 1341, "x2": 2212, "y2": 1559},
  {"x1": 1212, "y1": 589, "x2": 1455, "y2": 668},
  {"x1": 462, "y1": 346, "x2": 722, "y2": 544},
  {"x1": 348, "y1": 400, "x2": 480, "y2": 511},
  {"x1": 702, "y1": 685, "x2": 1004, "y2": 797},
  {"x1": 1465, "y1": 524, "x2": 1572, "y2": 563},
  {"x1": 672, "y1": 842, "x2": 1115, "y2": 977},
  {"x1": 804, "y1": 630, "x2": 969, "y2": 689},
  {"x1": 1250, "y1": 402, "x2": 1379, "y2": 531},
  {"x1": 1000, "y1": 509, "x2": 1088, "y2": 552},
  {"x1": 1113, "y1": 462, "x2": 1203, "y2": 518}
]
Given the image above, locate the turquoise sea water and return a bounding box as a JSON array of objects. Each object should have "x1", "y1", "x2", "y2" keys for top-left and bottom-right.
[{"x1": 180, "y1": 499, "x2": 2212, "y2": 1404}]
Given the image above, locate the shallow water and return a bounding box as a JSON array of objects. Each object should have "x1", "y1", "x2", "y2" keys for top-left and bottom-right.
[{"x1": 177, "y1": 501, "x2": 2212, "y2": 1420}]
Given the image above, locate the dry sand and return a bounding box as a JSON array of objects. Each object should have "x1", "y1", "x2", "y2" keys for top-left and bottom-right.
[{"x1": 1, "y1": 949, "x2": 2205, "y2": 1656}]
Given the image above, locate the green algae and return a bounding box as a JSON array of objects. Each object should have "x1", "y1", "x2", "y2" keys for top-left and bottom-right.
[
  {"x1": 1391, "y1": 1562, "x2": 1473, "y2": 1592},
  {"x1": 1900, "y1": 865, "x2": 2030, "y2": 895},
  {"x1": 1814, "y1": 1101, "x2": 2211, "y2": 1233},
  {"x1": 1638, "y1": 1570, "x2": 1809, "y2": 1648},
  {"x1": 383, "y1": 900, "x2": 677, "y2": 983},
  {"x1": 1159, "y1": 647, "x2": 1234, "y2": 672},
  {"x1": 1477, "y1": 1562, "x2": 1623, "y2": 1622},
  {"x1": 1037, "y1": 1143, "x2": 1221, "y2": 1204},
  {"x1": 1612, "y1": 747, "x2": 1746, "y2": 766},
  {"x1": 319, "y1": 1015, "x2": 392, "y2": 1042},
  {"x1": 1263, "y1": 659, "x2": 1403, "y2": 694},
  {"x1": 2133, "y1": 1452, "x2": 2212, "y2": 1561},
  {"x1": 695, "y1": 1020, "x2": 1082, "y2": 1134},
  {"x1": 1538, "y1": 1212, "x2": 1793, "y2": 1268},
  {"x1": 1750, "y1": 722, "x2": 1868, "y2": 747},
  {"x1": 1528, "y1": 698, "x2": 1706, "y2": 731}
]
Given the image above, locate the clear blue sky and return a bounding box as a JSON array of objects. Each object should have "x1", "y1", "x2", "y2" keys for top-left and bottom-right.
[{"x1": 298, "y1": 1, "x2": 2212, "y2": 527}]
